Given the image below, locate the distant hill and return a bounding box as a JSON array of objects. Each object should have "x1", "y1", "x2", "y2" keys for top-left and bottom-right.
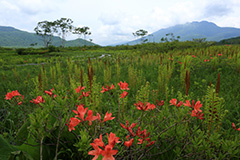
[
  {"x1": 125, "y1": 21, "x2": 240, "y2": 45},
  {"x1": 0, "y1": 26, "x2": 97, "y2": 47},
  {"x1": 217, "y1": 36, "x2": 240, "y2": 45}
]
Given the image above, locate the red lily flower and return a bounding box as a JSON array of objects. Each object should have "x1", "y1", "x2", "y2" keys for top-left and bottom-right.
[
  {"x1": 84, "y1": 110, "x2": 98, "y2": 126},
  {"x1": 107, "y1": 132, "x2": 121, "y2": 148},
  {"x1": 103, "y1": 111, "x2": 115, "y2": 122},
  {"x1": 82, "y1": 91, "x2": 90, "y2": 97},
  {"x1": 118, "y1": 81, "x2": 129, "y2": 90},
  {"x1": 157, "y1": 100, "x2": 164, "y2": 106},
  {"x1": 97, "y1": 113, "x2": 101, "y2": 123},
  {"x1": 124, "y1": 135, "x2": 134, "y2": 148},
  {"x1": 120, "y1": 120, "x2": 137, "y2": 136},
  {"x1": 193, "y1": 101, "x2": 203, "y2": 113},
  {"x1": 120, "y1": 91, "x2": 128, "y2": 98},
  {"x1": 89, "y1": 133, "x2": 119, "y2": 160},
  {"x1": 184, "y1": 100, "x2": 202, "y2": 112},
  {"x1": 135, "y1": 126, "x2": 144, "y2": 137},
  {"x1": 5, "y1": 90, "x2": 22, "y2": 100},
  {"x1": 146, "y1": 140, "x2": 155, "y2": 147},
  {"x1": 73, "y1": 104, "x2": 88, "y2": 120},
  {"x1": 183, "y1": 100, "x2": 192, "y2": 107},
  {"x1": 134, "y1": 101, "x2": 156, "y2": 111},
  {"x1": 177, "y1": 61, "x2": 182, "y2": 64},
  {"x1": 101, "y1": 144, "x2": 118, "y2": 160},
  {"x1": 11, "y1": 90, "x2": 21, "y2": 96},
  {"x1": 135, "y1": 128, "x2": 155, "y2": 147},
  {"x1": 30, "y1": 96, "x2": 45, "y2": 104},
  {"x1": 68, "y1": 117, "x2": 81, "y2": 132},
  {"x1": 191, "y1": 110, "x2": 204, "y2": 119},
  {"x1": 146, "y1": 103, "x2": 156, "y2": 110},
  {"x1": 204, "y1": 59, "x2": 209, "y2": 62},
  {"x1": 94, "y1": 134, "x2": 105, "y2": 148},
  {"x1": 169, "y1": 99, "x2": 183, "y2": 107},
  {"x1": 101, "y1": 84, "x2": 115, "y2": 93},
  {"x1": 45, "y1": 88, "x2": 53, "y2": 96},
  {"x1": 88, "y1": 143, "x2": 102, "y2": 160},
  {"x1": 5, "y1": 92, "x2": 13, "y2": 100},
  {"x1": 75, "y1": 86, "x2": 85, "y2": 93},
  {"x1": 232, "y1": 123, "x2": 240, "y2": 131}
]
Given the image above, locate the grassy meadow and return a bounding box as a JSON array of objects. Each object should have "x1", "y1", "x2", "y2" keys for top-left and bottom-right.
[{"x1": 0, "y1": 42, "x2": 240, "y2": 159}]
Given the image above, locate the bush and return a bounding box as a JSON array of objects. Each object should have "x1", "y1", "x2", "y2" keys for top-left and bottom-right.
[
  {"x1": 48, "y1": 45, "x2": 60, "y2": 52},
  {"x1": 16, "y1": 48, "x2": 48, "y2": 55}
]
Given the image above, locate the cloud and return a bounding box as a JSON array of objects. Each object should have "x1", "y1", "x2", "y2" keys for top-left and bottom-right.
[
  {"x1": 1, "y1": 0, "x2": 240, "y2": 46},
  {"x1": 1, "y1": 0, "x2": 56, "y2": 15},
  {"x1": 204, "y1": 2, "x2": 232, "y2": 17},
  {"x1": 98, "y1": 12, "x2": 123, "y2": 25}
]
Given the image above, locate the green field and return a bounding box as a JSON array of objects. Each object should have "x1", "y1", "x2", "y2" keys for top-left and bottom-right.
[{"x1": 0, "y1": 42, "x2": 240, "y2": 159}]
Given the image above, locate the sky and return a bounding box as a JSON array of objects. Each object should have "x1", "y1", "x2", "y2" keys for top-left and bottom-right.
[{"x1": 0, "y1": 0, "x2": 240, "y2": 46}]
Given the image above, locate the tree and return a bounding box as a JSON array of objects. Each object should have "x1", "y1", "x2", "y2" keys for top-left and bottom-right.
[
  {"x1": 161, "y1": 33, "x2": 180, "y2": 42},
  {"x1": 81, "y1": 27, "x2": 91, "y2": 46},
  {"x1": 55, "y1": 18, "x2": 73, "y2": 47},
  {"x1": 132, "y1": 29, "x2": 148, "y2": 44},
  {"x1": 192, "y1": 38, "x2": 206, "y2": 43},
  {"x1": 34, "y1": 21, "x2": 56, "y2": 48},
  {"x1": 73, "y1": 26, "x2": 91, "y2": 46}
]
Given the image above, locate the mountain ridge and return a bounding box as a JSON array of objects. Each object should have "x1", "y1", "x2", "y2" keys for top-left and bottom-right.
[
  {"x1": 0, "y1": 26, "x2": 97, "y2": 47},
  {"x1": 124, "y1": 21, "x2": 240, "y2": 45}
]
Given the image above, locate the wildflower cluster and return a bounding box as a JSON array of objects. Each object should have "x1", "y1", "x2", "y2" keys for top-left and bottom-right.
[
  {"x1": 89, "y1": 133, "x2": 120, "y2": 160},
  {"x1": 67, "y1": 104, "x2": 115, "y2": 131},
  {"x1": 121, "y1": 120, "x2": 155, "y2": 148},
  {"x1": 169, "y1": 98, "x2": 204, "y2": 120},
  {"x1": 5, "y1": 90, "x2": 24, "y2": 105}
]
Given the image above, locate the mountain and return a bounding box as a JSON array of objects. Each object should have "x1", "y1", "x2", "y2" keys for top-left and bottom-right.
[
  {"x1": 0, "y1": 26, "x2": 97, "y2": 47},
  {"x1": 125, "y1": 21, "x2": 240, "y2": 45},
  {"x1": 217, "y1": 36, "x2": 240, "y2": 45}
]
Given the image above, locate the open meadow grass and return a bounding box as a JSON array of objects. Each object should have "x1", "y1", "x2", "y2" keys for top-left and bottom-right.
[{"x1": 0, "y1": 43, "x2": 240, "y2": 159}]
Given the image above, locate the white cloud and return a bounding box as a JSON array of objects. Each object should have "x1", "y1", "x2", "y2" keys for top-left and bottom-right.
[{"x1": 0, "y1": 0, "x2": 240, "y2": 45}]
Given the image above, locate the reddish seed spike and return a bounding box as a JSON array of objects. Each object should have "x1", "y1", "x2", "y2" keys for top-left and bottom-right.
[
  {"x1": 80, "y1": 68, "x2": 83, "y2": 87},
  {"x1": 216, "y1": 73, "x2": 220, "y2": 94}
]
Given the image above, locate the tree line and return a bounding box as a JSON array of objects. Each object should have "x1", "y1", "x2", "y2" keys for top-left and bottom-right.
[
  {"x1": 35, "y1": 18, "x2": 183, "y2": 48},
  {"x1": 34, "y1": 18, "x2": 91, "y2": 48}
]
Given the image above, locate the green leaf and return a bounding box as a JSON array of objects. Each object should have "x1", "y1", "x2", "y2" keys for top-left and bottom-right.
[
  {"x1": 18, "y1": 137, "x2": 40, "y2": 160},
  {"x1": 0, "y1": 135, "x2": 17, "y2": 160},
  {"x1": 9, "y1": 150, "x2": 34, "y2": 160},
  {"x1": 15, "y1": 121, "x2": 30, "y2": 145}
]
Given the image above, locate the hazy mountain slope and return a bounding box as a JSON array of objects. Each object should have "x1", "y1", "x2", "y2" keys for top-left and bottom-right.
[
  {"x1": 0, "y1": 26, "x2": 97, "y2": 47},
  {"x1": 125, "y1": 21, "x2": 240, "y2": 45}
]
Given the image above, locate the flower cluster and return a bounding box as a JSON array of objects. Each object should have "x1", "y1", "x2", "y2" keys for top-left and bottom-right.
[
  {"x1": 169, "y1": 99, "x2": 183, "y2": 107},
  {"x1": 67, "y1": 104, "x2": 115, "y2": 131},
  {"x1": 101, "y1": 81, "x2": 129, "y2": 99},
  {"x1": 101, "y1": 84, "x2": 115, "y2": 93},
  {"x1": 5, "y1": 90, "x2": 24, "y2": 105},
  {"x1": 75, "y1": 86, "x2": 89, "y2": 99},
  {"x1": 118, "y1": 81, "x2": 129, "y2": 98},
  {"x1": 121, "y1": 120, "x2": 155, "y2": 148},
  {"x1": 134, "y1": 101, "x2": 156, "y2": 111},
  {"x1": 183, "y1": 100, "x2": 204, "y2": 120},
  {"x1": 169, "y1": 99, "x2": 204, "y2": 120},
  {"x1": 88, "y1": 133, "x2": 120, "y2": 160},
  {"x1": 30, "y1": 96, "x2": 45, "y2": 104},
  {"x1": 118, "y1": 81, "x2": 129, "y2": 90}
]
